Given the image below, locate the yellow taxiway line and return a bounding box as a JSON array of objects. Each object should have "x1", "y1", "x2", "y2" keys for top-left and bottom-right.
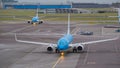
[
  {"x1": 52, "y1": 56, "x2": 64, "y2": 68},
  {"x1": 52, "y1": 57, "x2": 61, "y2": 68}
]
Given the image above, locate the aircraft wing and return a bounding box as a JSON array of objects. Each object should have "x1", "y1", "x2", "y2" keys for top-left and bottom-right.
[
  {"x1": 81, "y1": 37, "x2": 118, "y2": 45},
  {"x1": 70, "y1": 37, "x2": 118, "y2": 47},
  {"x1": 15, "y1": 34, "x2": 57, "y2": 47}
]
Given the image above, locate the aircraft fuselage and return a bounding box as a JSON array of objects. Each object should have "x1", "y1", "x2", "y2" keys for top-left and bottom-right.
[
  {"x1": 57, "y1": 34, "x2": 73, "y2": 51},
  {"x1": 32, "y1": 16, "x2": 39, "y2": 22}
]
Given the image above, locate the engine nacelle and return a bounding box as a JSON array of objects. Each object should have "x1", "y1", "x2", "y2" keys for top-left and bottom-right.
[
  {"x1": 77, "y1": 44, "x2": 84, "y2": 51},
  {"x1": 27, "y1": 20, "x2": 31, "y2": 23},
  {"x1": 47, "y1": 44, "x2": 54, "y2": 52},
  {"x1": 39, "y1": 20, "x2": 44, "y2": 24},
  {"x1": 47, "y1": 47, "x2": 54, "y2": 52}
]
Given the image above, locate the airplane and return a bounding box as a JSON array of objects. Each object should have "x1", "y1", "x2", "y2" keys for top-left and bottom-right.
[
  {"x1": 27, "y1": 6, "x2": 44, "y2": 24},
  {"x1": 15, "y1": 14, "x2": 118, "y2": 56}
]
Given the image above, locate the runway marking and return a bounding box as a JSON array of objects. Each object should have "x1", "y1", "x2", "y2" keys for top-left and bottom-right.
[
  {"x1": 71, "y1": 25, "x2": 80, "y2": 34},
  {"x1": 52, "y1": 57, "x2": 61, "y2": 68},
  {"x1": 101, "y1": 27, "x2": 120, "y2": 36},
  {"x1": 14, "y1": 17, "x2": 29, "y2": 21},
  {"x1": 83, "y1": 46, "x2": 96, "y2": 65},
  {"x1": 87, "y1": 62, "x2": 96, "y2": 64},
  {"x1": 113, "y1": 39, "x2": 119, "y2": 54},
  {"x1": 1, "y1": 25, "x2": 32, "y2": 35},
  {"x1": 52, "y1": 56, "x2": 64, "y2": 68},
  {"x1": 45, "y1": 17, "x2": 59, "y2": 21},
  {"x1": 83, "y1": 45, "x2": 90, "y2": 65},
  {"x1": 9, "y1": 46, "x2": 38, "y2": 68},
  {"x1": 9, "y1": 25, "x2": 32, "y2": 33},
  {"x1": 34, "y1": 29, "x2": 40, "y2": 33}
]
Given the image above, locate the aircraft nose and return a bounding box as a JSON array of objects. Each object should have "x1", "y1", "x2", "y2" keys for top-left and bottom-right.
[{"x1": 58, "y1": 45, "x2": 64, "y2": 50}]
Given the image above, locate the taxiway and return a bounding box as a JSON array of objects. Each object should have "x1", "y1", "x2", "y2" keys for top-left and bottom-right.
[{"x1": 0, "y1": 21, "x2": 120, "y2": 68}]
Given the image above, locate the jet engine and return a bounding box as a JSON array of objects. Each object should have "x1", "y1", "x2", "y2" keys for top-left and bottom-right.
[
  {"x1": 77, "y1": 44, "x2": 84, "y2": 51},
  {"x1": 39, "y1": 20, "x2": 43, "y2": 24},
  {"x1": 72, "y1": 44, "x2": 84, "y2": 52},
  {"x1": 47, "y1": 44, "x2": 55, "y2": 52},
  {"x1": 47, "y1": 46, "x2": 54, "y2": 52},
  {"x1": 27, "y1": 20, "x2": 31, "y2": 23}
]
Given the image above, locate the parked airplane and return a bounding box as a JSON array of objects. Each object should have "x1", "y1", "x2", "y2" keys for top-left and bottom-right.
[
  {"x1": 27, "y1": 7, "x2": 43, "y2": 24},
  {"x1": 15, "y1": 14, "x2": 118, "y2": 56}
]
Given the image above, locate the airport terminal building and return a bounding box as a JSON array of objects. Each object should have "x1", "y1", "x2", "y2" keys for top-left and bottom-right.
[
  {"x1": 3, "y1": 3, "x2": 112, "y2": 13},
  {"x1": 4, "y1": 3, "x2": 111, "y2": 9}
]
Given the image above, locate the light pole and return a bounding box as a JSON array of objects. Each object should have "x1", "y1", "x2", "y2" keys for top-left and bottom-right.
[
  {"x1": 0, "y1": 0, "x2": 3, "y2": 9},
  {"x1": 116, "y1": 8, "x2": 120, "y2": 32}
]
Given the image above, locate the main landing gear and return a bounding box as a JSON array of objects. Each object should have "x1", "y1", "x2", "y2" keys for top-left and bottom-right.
[{"x1": 55, "y1": 49, "x2": 65, "y2": 56}]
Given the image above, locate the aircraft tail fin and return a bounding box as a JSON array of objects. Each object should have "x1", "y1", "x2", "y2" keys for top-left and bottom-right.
[
  {"x1": 36, "y1": 3, "x2": 40, "y2": 17},
  {"x1": 36, "y1": 8, "x2": 39, "y2": 17},
  {"x1": 67, "y1": 14, "x2": 70, "y2": 35}
]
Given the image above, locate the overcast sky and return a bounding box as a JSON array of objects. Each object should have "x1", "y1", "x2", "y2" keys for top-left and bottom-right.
[{"x1": 18, "y1": 0, "x2": 120, "y2": 4}]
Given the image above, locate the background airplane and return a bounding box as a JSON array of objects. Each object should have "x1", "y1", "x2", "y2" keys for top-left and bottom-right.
[
  {"x1": 27, "y1": 6, "x2": 44, "y2": 24},
  {"x1": 15, "y1": 14, "x2": 118, "y2": 56}
]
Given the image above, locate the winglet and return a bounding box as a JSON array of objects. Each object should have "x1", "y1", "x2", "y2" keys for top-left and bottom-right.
[{"x1": 36, "y1": 8, "x2": 39, "y2": 17}]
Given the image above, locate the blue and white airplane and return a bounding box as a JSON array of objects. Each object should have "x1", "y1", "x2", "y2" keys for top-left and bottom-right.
[
  {"x1": 15, "y1": 14, "x2": 118, "y2": 56},
  {"x1": 27, "y1": 8, "x2": 43, "y2": 24}
]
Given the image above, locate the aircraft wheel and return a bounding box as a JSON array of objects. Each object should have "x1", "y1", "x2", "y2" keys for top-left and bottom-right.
[
  {"x1": 39, "y1": 22, "x2": 41, "y2": 24},
  {"x1": 39, "y1": 21, "x2": 43, "y2": 24},
  {"x1": 55, "y1": 49, "x2": 60, "y2": 53},
  {"x1": 73, "y1": 49, "x2": 77, "y2": 53},
  {"x1": 31, "y1": 22, "x2": 33, "y2": 24}
]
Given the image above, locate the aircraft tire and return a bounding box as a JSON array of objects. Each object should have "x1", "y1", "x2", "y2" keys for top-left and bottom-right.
[
  {"x1": 55, "y1": 49, "x2": 60, "y2": 53},
  {"x1": 39, "y1": 21, "x2": 43, "y2": 24},
  {"x1": 31, "y1": 22, "x2": 33, "y2": 24},
  {"x1": 39, "y1": 22, "x2": 41, "y2": 24},
  {"x1": 73, "y1": 49, "x2": 77, "y2": 53}
]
